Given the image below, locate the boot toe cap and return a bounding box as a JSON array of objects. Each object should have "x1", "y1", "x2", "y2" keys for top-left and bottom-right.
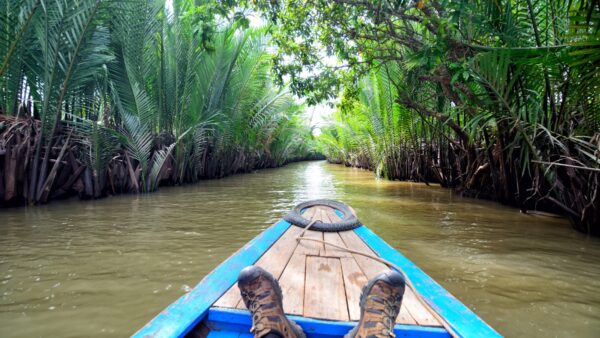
[
  {"x1": 238, "y1": 266, "x2": 265, "y2": 284},
  {"x1": 379, "y1": 270, "x2": 406, "y2": 288}
]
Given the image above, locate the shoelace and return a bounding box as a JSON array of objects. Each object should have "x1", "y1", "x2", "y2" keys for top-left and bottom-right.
[
  {"x1": 242, "y1": 291, "x2": 268, "y2": 333},
  {"x1": 381, "y1": 299, "x2": 399, "y2": 337}
]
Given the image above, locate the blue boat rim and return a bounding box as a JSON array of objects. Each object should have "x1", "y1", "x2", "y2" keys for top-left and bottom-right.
[{"x1": 133, "y1": 207, "x2": 501, "y2": 338}]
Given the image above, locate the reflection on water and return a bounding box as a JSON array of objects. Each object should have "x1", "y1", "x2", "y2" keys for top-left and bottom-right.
[{"x1": 1, "y1": 161, "x2": 599, "y2": 337}]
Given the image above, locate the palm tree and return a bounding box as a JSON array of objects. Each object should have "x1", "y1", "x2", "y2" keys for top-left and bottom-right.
[
  {"x1": 316, "y1": 0, "x2": 599, "y2": 233},
  {"x1": 0, "y1": 0, "x2": 317, "y2": 205}
]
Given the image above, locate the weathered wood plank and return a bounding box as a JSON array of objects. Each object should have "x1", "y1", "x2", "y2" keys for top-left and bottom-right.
[
  {"x1": 339, "y1": 257, "x2": 368, "y2": 321},
  {"x1": 214, "y1": 226, "x2": 303, "y2": 308},
  {"x1": 302, "y1": 206, "x2": 318, "y2": 220},
  {"x1": 338, "y1": 230, "x2": 389, "y2": 277},
  {"x1": 296, "y1": 229, "x2": 324, "y2": 256},
  {"x1": 339, "y1": 257, "x2": 416, "y2": 325},
  {"x1": 324, "y1": 232, "x2": 352, "y2": 257},
  {"x1": 397, "y1": 299, "x2": 419, "y2": 325},
  {"x1": 232, "y1": 225, "x2": 305, "y2": 310},
  {"x1": 213, "y1": 284, "x2": 240, "y2": 308},
  {"x1": 278, "y1": 253, "x2": 306, "y2": 315},
  {"x1": 339, "y1": 230, "x2": 439, "y2": 326},
  {"x1": 338, "y1": 230, "x2": 420, "y2": 325},
  {"x1": 254, "y1": 225, "x2": 303, "y2": 277},
  {"x1": 308, "y1": 206, "x2": 324, "y2": 223},
  {"x1": 326, "y1": 208, "x2": 342, "y2": 222},
  {"x1": 402, "y1": 287, "x2": 440, "y2": 326},
  {"x1": 304, "y1": 256, "x2": 349, "y2": 321},
  {"x1": 302, "y1": 205, "x2": 344, "y2": 224},
  {"x1": 214, "y1": 217, "x2": 439, "y2": 328},
  {"x1": 319, "y1": 207, "x2": 332, "y2": 223},
  {"x1": 298, "y1": 206, "x2": 327, "y2": 255}
]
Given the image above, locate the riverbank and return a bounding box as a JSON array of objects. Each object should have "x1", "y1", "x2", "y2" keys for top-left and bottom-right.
[
  {"x1": 325, "y1": 156, "x2": 598, "y2": 236},
  {"x1": 0, "y1": 115, "x2": 323, "y2": 208},
  {"x1": 0, "y1": 3, "x2": 320, "y2": 209},
  {"x1": 1, "y1": 161, "x2": 598, "y2": 337}
]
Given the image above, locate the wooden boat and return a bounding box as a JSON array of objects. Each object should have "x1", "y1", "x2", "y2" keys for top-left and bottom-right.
[{"x1": 134, "y1": 200, "x2": 501, "y2": 338}]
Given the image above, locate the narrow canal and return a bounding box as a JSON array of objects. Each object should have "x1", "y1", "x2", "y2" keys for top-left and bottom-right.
[{"x1": 1, "y1": 161, "x2": 599, "y2": 337}]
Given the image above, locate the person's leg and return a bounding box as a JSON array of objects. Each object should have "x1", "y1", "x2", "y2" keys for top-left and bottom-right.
[
  {"x1": 345, "y1": 270, "x2": 406, "y2": 338},
  {"x1": 237, "y1": 266, "x2": 305, "y2": 338}
]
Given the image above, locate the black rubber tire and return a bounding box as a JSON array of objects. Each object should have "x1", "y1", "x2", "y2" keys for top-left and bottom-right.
[{"x1": 283, "y1": 199, "x2": 361, "y2": 232}]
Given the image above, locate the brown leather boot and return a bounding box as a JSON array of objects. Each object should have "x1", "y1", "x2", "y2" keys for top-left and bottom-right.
[
  {"x1": 238, "y1": 266, "x2": 305, "y2": 338},
  {"x1": 344, "y1": 270, "x2": 406, "y2": 338}
]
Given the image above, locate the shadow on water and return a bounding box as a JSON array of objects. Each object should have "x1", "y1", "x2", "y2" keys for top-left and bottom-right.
[{"x1": 1, "y1": 161, "x2": 599, "y2": 337}]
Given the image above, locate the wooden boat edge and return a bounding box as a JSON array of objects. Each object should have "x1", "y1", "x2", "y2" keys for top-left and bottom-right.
[
  {"x1": 132, "y1": 220, "x2": 292, "y2": 338},
  {"x1": 133, "y1": 219, "x2": 502, "y2": 338},
  {"x1": 207, "y1": 307, "x2": 450, "y2": 337},
  {"x1": 354, "y1": 226, "x2": 502, "y2": 338}
]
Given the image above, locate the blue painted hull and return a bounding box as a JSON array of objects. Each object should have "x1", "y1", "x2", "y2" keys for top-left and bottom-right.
[{"x1": 133, "y1": 220, "x2": 501, "y2": 338}]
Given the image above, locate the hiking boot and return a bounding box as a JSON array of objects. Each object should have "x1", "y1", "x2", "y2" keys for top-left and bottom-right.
[
  {"x1": 238, "y1": 266, "x2": 306, "y2": 338},
  {"x1": 344, "y1": 270, "x2": 406, "y2": 338}
]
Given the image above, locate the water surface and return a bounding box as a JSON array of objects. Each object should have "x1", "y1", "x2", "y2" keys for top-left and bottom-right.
[{"x1": 1, "y1": 161, "x2": 599, "y2": 337}]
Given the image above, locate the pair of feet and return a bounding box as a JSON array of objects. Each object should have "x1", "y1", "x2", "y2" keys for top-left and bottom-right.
[{"x1": 237, "y1": 266, "x2": 406, "y2": 338}]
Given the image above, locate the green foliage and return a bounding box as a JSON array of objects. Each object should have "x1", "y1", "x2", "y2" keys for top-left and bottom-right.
[
  {"x1": 268, "y1": 0, "x2": 600, "y2": 232},
  {"x1": 0, "y1": 0, "x2": 317, "y2": 199}
]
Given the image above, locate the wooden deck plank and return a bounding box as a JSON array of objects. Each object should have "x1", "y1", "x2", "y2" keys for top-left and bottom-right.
[
  {"x1": 338, "y1": 230, "x2": 422, "y2": 325},
  {"x1": 324, "y1": 232, "x2": 352, "y2": 257},
  {"x1": 304, "y1": 256, "x2": 349, "y2": 321},
  {"x1": 338, "y1": 230, "x2": 389, "y2": 277},
  {"x1": 319, "y1": 207, "x2": 333, "y2": 223},
  {"x1": 296, "y1": 229, "x2": 324, "y2": 256},
  {"x1": 278, "y1": 252, "x2": 306, "y2": 315},
  {"x1": 254, "y1": 225, "x2": 303, "y2": 277},
  {"x1": 339, "y1": 230, "x2": 439, "y2": 326},
  {"x1": 339, "y1": 257, "x2": 416, "y2": 325},
  {"x1": 213, "y1": 209, "x2": 440, "y2": 328},
  {"x1": 397, "y1": 299, "x2": 420, "y2": 325},
  {"x1": 402, "y1": 287, "x2": 441, "y2": 326},
  {"x1": 212, "y1": 285, "x2": 240, "y2": 308},
  {"x1": 302, "y1": 206, "x2": 318, "y2": 220},
  {"x1": 214, "y1": 226, "x2": 303, "y2": 308},
  {"x1": 302, "y1": 207, "x2": 319, "y2": 220},
  {"x1": 233, "y1": 226, "x2": 305, "y2": 310},
  {"x1": 326, "y1": 208, "x2": 342, "y2": 222},
  {"x1": 339, "y1": 257, "x2": 368, "y2": 321},
  {"x1": 310, "y1": 206, "x2": 325, "y2": 225}
]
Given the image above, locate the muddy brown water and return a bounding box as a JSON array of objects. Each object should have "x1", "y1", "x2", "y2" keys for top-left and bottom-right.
[{"x1": 1, "y1": 161, "x2": 599, "y2": 337}]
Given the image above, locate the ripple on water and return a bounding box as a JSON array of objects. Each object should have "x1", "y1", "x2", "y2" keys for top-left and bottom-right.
[{"x1": 1, "y1": 161, "x2": 599, "y2": 337}]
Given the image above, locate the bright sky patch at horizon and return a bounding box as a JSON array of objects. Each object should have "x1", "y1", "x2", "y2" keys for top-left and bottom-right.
[
  {"x1": 248, "y1": 11, "x2": 337, "y2": 135},
  {"x1": 165, "y1": 0, "x2": 336, "y2": 136}
]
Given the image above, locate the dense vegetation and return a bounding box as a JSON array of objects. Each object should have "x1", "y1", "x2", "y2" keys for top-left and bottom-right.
[
  {"x1": 0, "y1": 0, "x2": 318, "y2": 205},
  {"x1": 1, "y1": 0, "x2": 598, "y2": 235},
  {"x1": 257, "y1": 0, "x2": 600, "y2": 234}
]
